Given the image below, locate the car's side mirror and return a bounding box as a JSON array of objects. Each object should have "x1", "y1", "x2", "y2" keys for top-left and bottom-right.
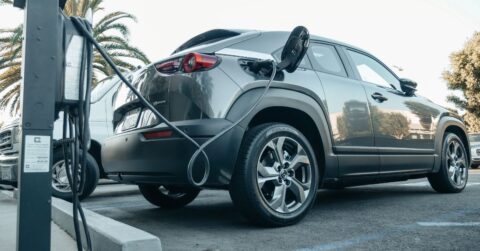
[
  {"x1": 399, "y1": 78, "x2": 417, "y2": 96},
  {"x1": 278, "y1": 26, "x2": 310, "y2": 73}
]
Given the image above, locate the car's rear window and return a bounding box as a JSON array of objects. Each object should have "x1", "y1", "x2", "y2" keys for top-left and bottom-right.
[{"x1": 172, "y1": 29, "x2": 241, "y2": 54}]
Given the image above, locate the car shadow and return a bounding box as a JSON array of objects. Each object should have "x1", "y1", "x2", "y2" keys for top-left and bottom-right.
[{"x1": 103, "y1": 183, "x2": 441, "y2": 231}]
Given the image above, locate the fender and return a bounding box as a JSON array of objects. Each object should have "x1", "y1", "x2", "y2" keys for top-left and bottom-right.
[
  {"x1": 225, "y1": 87, "x2": 339, "y2": 179},
  {"x1": 432, "y1": 115, "x2": 470, "y2": 173}
]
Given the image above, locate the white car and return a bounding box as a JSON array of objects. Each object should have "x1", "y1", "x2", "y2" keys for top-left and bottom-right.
[
  {"x1": 469, "y1": 134, "x2": 480, "y2": 169},
  {"x1": 0, "y1": 74, "x2": 126, "y2": 200}
]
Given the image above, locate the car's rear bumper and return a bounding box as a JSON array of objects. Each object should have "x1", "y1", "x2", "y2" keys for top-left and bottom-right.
[
  {"x1": 101, "y1": 119, "x2": 245, "y2": 187},
  {"x1": 471, "y1": 158, "x2": 480, "y2": 166},
  {"x1": 0, "y1": 154, "x2": 18, "y2": 185}
]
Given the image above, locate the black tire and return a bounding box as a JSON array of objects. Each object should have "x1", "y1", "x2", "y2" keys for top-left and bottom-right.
[
  {"x1": 470, "y1": 165, "x2": 479, "y2": 169},
  {"x1": 51, "y1": 149, "x2": 100, "y2": 201},
  {"x1": 428, "y1": 133, "x2": 468, "y2": 193},
  {"x1": 229, "y1": 123, "x2": 319, "y2": 227},
  {"x1": 139, "y1": 185, "x2": 200, "y2": 209}
]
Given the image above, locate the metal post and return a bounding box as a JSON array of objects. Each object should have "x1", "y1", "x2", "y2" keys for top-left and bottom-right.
[{"x1": 14, "y1": 0, "x2": 59, "y2": 250}]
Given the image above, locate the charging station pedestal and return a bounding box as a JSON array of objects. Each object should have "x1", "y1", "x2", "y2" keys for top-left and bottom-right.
[{"x1": 13, "y1": 0, "x2": 60, "y2": 250}]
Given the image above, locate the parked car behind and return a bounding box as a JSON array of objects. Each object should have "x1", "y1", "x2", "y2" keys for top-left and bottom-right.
[
  {"x1": 469, "y1": 133, "x2": 480, "y2": 168},
  {"x1": 102, "y1": 29, "x2": 470, "y2": 226},
  {"x1": 0, "y1": 74, "x2": 125, "y2": 200}
]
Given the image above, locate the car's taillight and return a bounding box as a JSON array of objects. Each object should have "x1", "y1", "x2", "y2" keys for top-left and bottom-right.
[
  {"x1": 143, "y1": 130, "x2": 173, "y2": 140},
  {"x1": 182, "y1": 53, "x2": 219, "y2": 73},
  {"x1": 155, "y1": 57, "x2": 182, "y2": 73},
  {"x1": 154, "y1": 53, "x2": 219, "y2": 74}
]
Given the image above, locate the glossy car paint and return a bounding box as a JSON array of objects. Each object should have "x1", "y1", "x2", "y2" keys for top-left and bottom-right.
[{"x1": 102, "y1": 30, "x2": 469, "y2": 188}]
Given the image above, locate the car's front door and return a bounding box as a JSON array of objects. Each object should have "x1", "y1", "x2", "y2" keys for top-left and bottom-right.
[
  {"x1": 309, "y1": 42, "x2": 378, "y2": 177},
  {"x1": 345, "y1": 49, "x2": 436, "y2": 173}
]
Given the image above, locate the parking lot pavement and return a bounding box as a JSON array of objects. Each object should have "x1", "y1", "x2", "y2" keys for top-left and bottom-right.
[{"x1": 83, "y1": 170, "x2": 480, "y2": 251}]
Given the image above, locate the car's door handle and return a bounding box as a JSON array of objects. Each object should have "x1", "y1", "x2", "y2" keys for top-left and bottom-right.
[{"x1": 371, "y1": 92, "x2": 388, "y2": 102}]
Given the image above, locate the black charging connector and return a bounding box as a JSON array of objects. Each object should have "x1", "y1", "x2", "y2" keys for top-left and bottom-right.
[{"x1": 247, "y1": 60, "x2": 274, "y2": 74}]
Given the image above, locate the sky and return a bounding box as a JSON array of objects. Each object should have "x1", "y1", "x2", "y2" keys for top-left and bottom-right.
[{"x1": 1, "y1": 0, "x2": 480, "y2": 124}]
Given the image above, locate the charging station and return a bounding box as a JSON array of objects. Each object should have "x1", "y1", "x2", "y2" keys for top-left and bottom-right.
[
  {"x1": 13, "y1": 0, "x2": 94, "y2": 250},
  {"x1": 14, "y1": 0, "x2": 60, "y2": 250}
]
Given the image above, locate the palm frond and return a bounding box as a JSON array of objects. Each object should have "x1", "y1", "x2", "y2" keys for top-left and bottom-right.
[
  {"x1": 95, "y1": 23, "x2": 131, "y2": 38},
  {"x1": 0, "y1": 0, "x2": 13, "y2": 6},
  {"x1": 0, "y1": 0, "x2": 150, "y2": 113}
]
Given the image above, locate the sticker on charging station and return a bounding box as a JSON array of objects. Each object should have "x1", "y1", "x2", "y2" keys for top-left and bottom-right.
[{"x1": 24, "y1": 135, "x2": 51, "y2": 173}]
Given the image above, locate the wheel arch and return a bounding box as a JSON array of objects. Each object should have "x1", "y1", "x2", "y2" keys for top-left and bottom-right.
[
  {"x1": 88, "y1": 140, "x2": 107, "y2": 178},
  {"x1": 226, "y1": 88, "x2": 338, "y2": 182},
  {"x1": 433, "y1": 116, "x2": 470, "y2": 172}
]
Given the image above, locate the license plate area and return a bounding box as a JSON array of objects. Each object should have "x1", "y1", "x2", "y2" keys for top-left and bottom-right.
[{"x1": 121, "y1": 108, "x2": 141, "y2": 131}]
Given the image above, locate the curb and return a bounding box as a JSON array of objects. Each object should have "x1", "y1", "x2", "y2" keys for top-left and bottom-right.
[
  {"x1": 0, "y1": 189, "x2": 15, "y2": 199},
  {"x1": 1, "y1": 189, "x2": 161, "y2": 251},
  {"x1": 51, "y1": 197, "x2": 162, "y2": 251}
]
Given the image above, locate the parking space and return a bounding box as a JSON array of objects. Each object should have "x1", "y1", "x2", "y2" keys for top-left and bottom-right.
[{"x1": 82, "y1": 170, "x2": 480, "y2": 250}]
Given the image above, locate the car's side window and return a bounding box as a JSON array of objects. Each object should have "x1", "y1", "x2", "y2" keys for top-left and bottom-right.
[
  {"x1": 347, "y1": 49, "x2": 399, "y2": 89},
  {"x1": 310, "y1": 43, "x2": 346, "y2": 77}
]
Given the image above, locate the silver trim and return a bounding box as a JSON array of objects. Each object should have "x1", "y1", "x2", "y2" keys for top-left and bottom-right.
[{"x1": 216, "y1": 48, "x2": 274, "y2": 61}]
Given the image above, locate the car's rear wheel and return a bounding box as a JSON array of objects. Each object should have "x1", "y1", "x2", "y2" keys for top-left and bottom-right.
[
  {"x1": 470, "y1": 165, "x2": 479, "y2": 169},
  {"x1": 428, "y1": 133, "x2": 468, "y2": 193},
  {"x1": 139, "y1": 184, "x2": 200, "y2": 209},
  {"x1": 230, "y1": 123, "x2": 319, "y2": 227},
  {"x1": 51, "y1": 149, "x2": 100, "y2": 201}
]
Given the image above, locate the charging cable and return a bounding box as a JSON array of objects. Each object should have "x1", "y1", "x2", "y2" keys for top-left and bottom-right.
[
  {"x1": 59, "y1": 16, "x2": 94, "y2": 251},
  {"x1": 186, "y1": 63, "x2": 276, "y2": 185},
  {"x1": 71, "y1": 16, "x2": 278, "y2": 187}
]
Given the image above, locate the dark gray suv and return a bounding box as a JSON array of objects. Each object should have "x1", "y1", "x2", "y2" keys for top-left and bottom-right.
[{"x1": 102, "y1": 29, "x2": 470, "y2": 226}]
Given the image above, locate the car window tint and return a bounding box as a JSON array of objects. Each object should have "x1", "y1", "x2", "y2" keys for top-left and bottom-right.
[
  {"x1": 347, "y1": 50, "x2": 399, "y2": 89},
  {"x1": 310, "y1": 44, "x2": 346, "y2": 76}
]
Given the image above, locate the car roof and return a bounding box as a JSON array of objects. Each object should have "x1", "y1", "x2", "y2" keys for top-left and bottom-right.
[
  {"x1": 151, "y1": 29, "x2": 372, "y2": 66},
  {"x1": 242, "y1": 29, "x2": 368, "y2": 53}
]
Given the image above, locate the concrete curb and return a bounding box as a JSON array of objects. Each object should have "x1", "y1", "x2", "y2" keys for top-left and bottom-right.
[
  {"x1": 51, "y1": 197, "x2": 162, "y2": 251},
  {"x1": 1, "y1": 189, "x2": 162, "y2": 251},
  {"x1": 0, "y1": 189, "x2": 15, "y2": 199}
]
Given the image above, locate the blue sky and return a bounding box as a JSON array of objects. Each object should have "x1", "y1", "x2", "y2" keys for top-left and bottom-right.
[{"x1": 1, "y1": 0, "x2": 480, "y2": 123}]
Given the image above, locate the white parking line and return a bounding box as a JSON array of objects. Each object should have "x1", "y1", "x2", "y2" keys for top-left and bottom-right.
[{"x1": 417, "y1": 222, "x2": 480, "y2": 227}]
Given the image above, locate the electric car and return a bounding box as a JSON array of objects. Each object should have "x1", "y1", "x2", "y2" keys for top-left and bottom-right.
[
  {"x1": 102, "y1": 29, "x2": 470, "y2": 226},
  {"x1": 0, "y1": 74, "x2": 126, "y2": 200}
]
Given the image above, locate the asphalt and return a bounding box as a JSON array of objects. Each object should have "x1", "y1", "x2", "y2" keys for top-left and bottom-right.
[{"x1": 80, "y1": 170, "x2": 480, "y2": 250}]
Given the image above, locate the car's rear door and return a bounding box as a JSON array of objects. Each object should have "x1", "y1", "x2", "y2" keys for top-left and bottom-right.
[
  {"x1": 309, "y1": 42, "x2": 379, "y2": 177},
  {"x1": 344, "y1": 48, "x2": 436, "y2": 173}
]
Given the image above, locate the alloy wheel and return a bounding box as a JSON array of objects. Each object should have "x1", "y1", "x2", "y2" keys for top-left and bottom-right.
[
  {"x1": 256, "y1": 136, "x2": 313, "y2": 213},
  {"x1": 158, "y1": 186, "x2": 187, "y2": 198},
  {"x1": 51, "y1": 160, "x2": 81, "y2": 193},
  {"x1": 446, "y1": 140, "x2": 467, "y2": 187}
]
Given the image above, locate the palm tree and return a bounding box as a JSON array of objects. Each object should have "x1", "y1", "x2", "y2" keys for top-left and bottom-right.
[{"x1": 0, "y1": 0, "x2": 150, "y2": 115}]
